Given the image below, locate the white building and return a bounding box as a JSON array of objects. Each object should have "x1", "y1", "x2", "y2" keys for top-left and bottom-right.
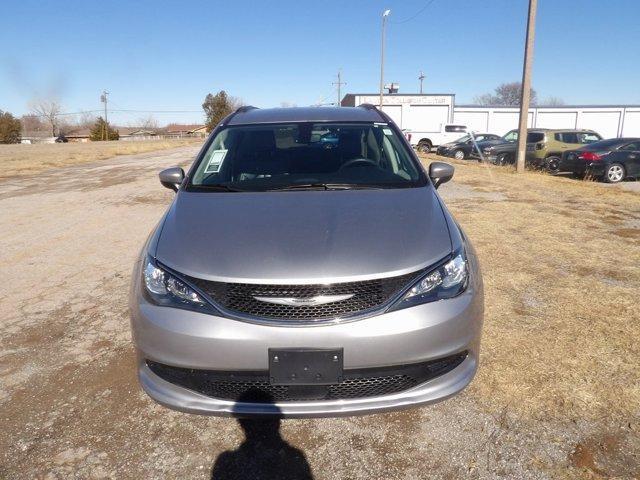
[
  {"x1": 342, "y1": 93, "x2": 640, "y2": 140},
  {"x1": 341, "y1": 93, "x2": 455, "y2": 130},
  {"x1": 454, "y1": 105, "x2": 640, "y2": 138}
]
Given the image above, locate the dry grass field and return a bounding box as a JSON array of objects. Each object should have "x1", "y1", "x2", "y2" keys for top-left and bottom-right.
[
  {"x1": 0, "y1": 139, "x2": 203, "y2": 179},
  {"x1": 0, "y1": 146, "x2": 638, "y2": 478},
  {"x1": 423, "y1": 153, "x2": 640, "y2": 474}
]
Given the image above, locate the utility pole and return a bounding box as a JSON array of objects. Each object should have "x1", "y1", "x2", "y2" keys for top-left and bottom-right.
[
  {"x1": 515, "y1": 0, "x2": 538, "y2": 173},
  {"x1": 332, "y1": 70, "x2": 347, "y2": 107},
  {"x1": 100, "y1": 90, "x2": 109, "y2": 141},
  {"x1": 419, "y1": 71, "x2": 425, "y2": 94},
  {"x1": 379, "y1": 9, "x2": 391, "y2": 107}
]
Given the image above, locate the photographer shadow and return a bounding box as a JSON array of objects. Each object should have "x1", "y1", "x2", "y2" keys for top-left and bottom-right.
[{"x1": 210, "y1": 389, "x2": 313, "y2": 480}]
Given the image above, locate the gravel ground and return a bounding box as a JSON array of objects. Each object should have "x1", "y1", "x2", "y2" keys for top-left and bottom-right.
[{"x1": 0, "y1": 146, "x2": 635, "y2": 479}]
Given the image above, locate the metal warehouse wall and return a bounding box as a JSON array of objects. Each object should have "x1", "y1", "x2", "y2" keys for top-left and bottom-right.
[{"x1": 454, "y1": 106, "x2": 640, "y2": 139}]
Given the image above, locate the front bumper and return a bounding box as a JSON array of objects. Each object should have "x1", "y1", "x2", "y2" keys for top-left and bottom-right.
[{"x1": 130, "y1": 260, "x2": 483, "y2": 417}]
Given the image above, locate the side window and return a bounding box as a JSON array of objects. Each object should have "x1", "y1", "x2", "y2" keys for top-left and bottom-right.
[
  {"x1": 621, "y1": 142, "x2": 640, "y2": 151},
  {"x1": 504, "y1": 131, "x2": 518, "y2": 142},
  {"x1": 578, "y1": 133, "x2": 601, "y2": 144},
  {"x1": 445, "y1": 125, "x2": 466, "y2": 133},
  {"x1": 555, "y1": 132, "x2": 579, "y2": 143}
]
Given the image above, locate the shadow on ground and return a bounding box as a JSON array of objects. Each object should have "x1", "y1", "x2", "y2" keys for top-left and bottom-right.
[{"x1": 210, "y1": 390, "x2": 313, "y2": 480}]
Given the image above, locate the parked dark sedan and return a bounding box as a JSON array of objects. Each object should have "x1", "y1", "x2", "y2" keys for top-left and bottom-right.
[
  {"x1": 562, "y1": 138, "x2": 640, "y2": 183},
  {"x1": 436, "y1": 133, "x2": 501, "y2": 160}
]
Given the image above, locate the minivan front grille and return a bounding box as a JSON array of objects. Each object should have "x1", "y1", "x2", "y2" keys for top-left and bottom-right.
[
  {"x1": 186, "y1": 268, "x2": 427, "y2": 322},
  {"x1": 146, "y1": 352, "x2": 467, "y2": 402}
]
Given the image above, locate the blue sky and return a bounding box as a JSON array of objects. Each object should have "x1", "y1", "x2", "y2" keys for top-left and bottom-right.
[{"x1": 2, "y1": 0, "x2": 639, "y2": 125}]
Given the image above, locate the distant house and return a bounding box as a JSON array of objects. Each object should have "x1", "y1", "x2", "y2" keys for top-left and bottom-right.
[
  {"x1": 163, "y1": 124, "x2": 207, "y2": 138},
  {"x1": 64, "y1": 128, "x2": 91, "y2": 143},
  {"x1": 188, "y1": 125, "x2": 208, "y2": 138},
  {"x1": 118, "y1": 127, "x2": 158, "y2": 140}
]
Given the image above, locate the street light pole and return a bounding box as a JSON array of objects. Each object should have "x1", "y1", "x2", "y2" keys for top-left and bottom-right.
[
  {"x1": 379, "y1": 9, "x2": 391, "y2": 108},
  {"x1": 100, "y1": 90, "x2": 109, "y2": 141},
  {"x1": 515, "y1": 0, "x2": 538, "y2": 173}
]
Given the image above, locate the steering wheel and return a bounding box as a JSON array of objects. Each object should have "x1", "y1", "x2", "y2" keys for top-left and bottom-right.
[{"x1": 339, "y1": 158, "x2": 379, "y2": 170}]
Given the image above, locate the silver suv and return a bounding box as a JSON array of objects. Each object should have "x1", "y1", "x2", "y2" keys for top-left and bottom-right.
[{"x1": 130, "y1": 105, "x2": 484, "y2": 417}]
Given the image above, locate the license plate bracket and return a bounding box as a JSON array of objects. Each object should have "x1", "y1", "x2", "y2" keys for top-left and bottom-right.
[{"x1": 268, "y1": 348, "x2": 343, "y2": 385}]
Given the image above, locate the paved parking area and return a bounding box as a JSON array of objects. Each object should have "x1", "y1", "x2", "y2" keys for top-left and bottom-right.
[{"x1": 1, "y1": 146, "x2": 637, "y2": 479}]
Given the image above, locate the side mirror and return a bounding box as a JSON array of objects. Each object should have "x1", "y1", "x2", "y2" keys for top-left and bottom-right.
[
  {"x1": 159, "y1": 167, "x2": 185, "y2": 192},
  {"x1": 429, "y1": 162, "x2": 454, "y2": 189}
]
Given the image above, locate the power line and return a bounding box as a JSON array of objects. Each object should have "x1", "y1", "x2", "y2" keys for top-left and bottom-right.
[
  {"x1": 390, "y1": 0, "x2": 438, "y2": 24},
  {"x1": 26, "y1": 108, "x2": 203, "y2": 118},
  {"x1": 332, "y1": 70, "x2": 347, "y2": 107}
]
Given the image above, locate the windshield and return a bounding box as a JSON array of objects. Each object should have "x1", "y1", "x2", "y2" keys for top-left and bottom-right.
[
  {"x1": 453, "y1": 135, "x2": 471, "y2": 143},
  {"x1": 190, "y1": 122, "x2": 424, "y2": 191}
]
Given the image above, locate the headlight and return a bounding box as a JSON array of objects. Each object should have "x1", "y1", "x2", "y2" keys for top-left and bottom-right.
[
  {"x1": 143, "y1": 257, "x2": 211, "y2": 311},
  {"x1": 483, "y1": 147, "x2": 493, "y2": 154},
  {"x1": 389, "y1": 252, "x2": 468, "y2": 311}
]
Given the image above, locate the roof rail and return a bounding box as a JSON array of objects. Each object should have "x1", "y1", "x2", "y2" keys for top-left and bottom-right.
[
  {"x1": 236, "y1": 105, "x2": 258, "y2": 113},
  {"x1": 220, "y1": 105, "x2": 258, "y2": 127},
  {"x1": 358, "y1": 103, "x2": 387, "y2": 122}
]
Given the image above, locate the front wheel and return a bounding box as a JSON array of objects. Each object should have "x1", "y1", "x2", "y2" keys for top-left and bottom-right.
[
  {"x1": 546, "y1": 156, "x2": 561, "y2": 173},
  {"x1": 494, "y1": 153, "x2": 512, "y2": 166},
  {"x1": 417, "y1": 141, "x2": 432, "y2": 154},
  {"x1": 604, "y1": 163, "x2": 625, "y2": 183},
  {"x1": 453, "y1": 149, "x2": 465, "y2": 160}
]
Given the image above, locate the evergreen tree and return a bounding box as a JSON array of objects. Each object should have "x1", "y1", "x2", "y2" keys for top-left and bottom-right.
[
  {"x1": 90, "y1": 117, "x2": 119, "y2": 141},
  {"x1": 202, "y1": 91, "x2": 241, "y2": 132},
  {"x1": 0, "y1": 110, "x2": 22, "y2": 144}
]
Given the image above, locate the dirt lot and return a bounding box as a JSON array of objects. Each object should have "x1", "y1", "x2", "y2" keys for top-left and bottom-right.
[
  {"x1": 1, "y1": 147, "x2": 638, "y2": 479},
  {"x1": 0, "y1": 139, "x2": 202, "y2": 179}
]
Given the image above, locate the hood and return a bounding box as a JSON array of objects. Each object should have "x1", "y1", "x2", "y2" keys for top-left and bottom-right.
[{"x1": 155, "y1": 188, "x2": 452, "y2": 284}]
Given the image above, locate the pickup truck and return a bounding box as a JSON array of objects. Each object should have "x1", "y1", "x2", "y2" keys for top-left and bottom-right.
[{"x1": 404, "y1": 124, "x2": 468, "y2": 153}]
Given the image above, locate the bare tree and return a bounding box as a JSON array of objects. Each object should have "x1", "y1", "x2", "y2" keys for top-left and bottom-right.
[
  {"x1": 472, "y1": 93, "x2": 497, "y2": 106},
  {"x1": 77, "y1": 111, "x2": 97, "y2": 129},
  {"x1": 473, "y1": 82, "x2": 537, "y2": 107},
  {"x1": 20, "y1": 114, "x2": 47, "y2": 136},
  {"x1": 29, "y1": 99, "x2": 62, "y2": 136},
  {"x1": 137, "y1": 115, "x2": 159, "y2": 130},
  {"x1": 541, "y1": 96, "x2": 565, "y2": 106}
]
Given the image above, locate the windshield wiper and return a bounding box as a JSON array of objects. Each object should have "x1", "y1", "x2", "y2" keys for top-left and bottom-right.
[
  {"x1": 195, "y1": 183, "x2": 248, "y2": 192},
  {"x1": 267, "y1": 183, "x2": 385, "y2": 191}
]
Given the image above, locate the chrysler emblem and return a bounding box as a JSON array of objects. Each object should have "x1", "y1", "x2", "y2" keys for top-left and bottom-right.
[{"x1": 253, "y1": 294, "x2": 354, "y2": 306}]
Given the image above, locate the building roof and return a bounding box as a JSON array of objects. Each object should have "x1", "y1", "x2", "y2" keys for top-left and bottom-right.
[
  {"x1": 226, "y1": 106, "x2": 385, "y2": 125},
  {"x1": 343, "y1": 93, "x2": 455, "y2": 97},
  {"x1": 456, "y1": 104, "x2": 640, "y2": 109},
  {"x1": 164, "y1": 124, "x2": 205, "y2": 133}
]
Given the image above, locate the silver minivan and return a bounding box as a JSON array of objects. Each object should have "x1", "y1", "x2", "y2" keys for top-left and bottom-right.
[{"x1": 130, "y1": 105, "x2": 483, "y2": 417}]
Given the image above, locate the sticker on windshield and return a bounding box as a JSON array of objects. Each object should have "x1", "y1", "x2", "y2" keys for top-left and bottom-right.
[
  {"x1": 204, "y1": 149, "x2": 227, "y2": 174},
  {"x1": 383, "y1": 128, "x2": 393, "y2": 135}
]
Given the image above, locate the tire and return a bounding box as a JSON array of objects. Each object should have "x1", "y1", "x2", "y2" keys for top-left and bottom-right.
[
  {"x1": 546, "y1": 156, "x2": 561, "y2": 174},
  {"x1": 495, "y1": 153, "x2": 512, "y2": 166},
  {"x1": 604, "y1": 163, "x2": 625, "y2": 183},
  {"x1": 417, "y1": 141, "x2": 432, "y2": 154},
  {"x1": 453, "y1": 149, "x2": 465, "y2": 160}
]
